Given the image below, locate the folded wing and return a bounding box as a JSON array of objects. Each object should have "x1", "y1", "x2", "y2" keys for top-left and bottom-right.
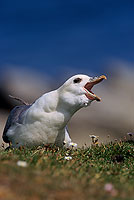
[{"x1": 3, "y1": 105, "x2": 31, "y2": 143}]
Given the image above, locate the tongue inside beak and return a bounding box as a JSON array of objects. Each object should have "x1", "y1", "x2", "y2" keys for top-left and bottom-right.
[{"x1": 84, "y1": 75, "x2": 107, "y2": 101}]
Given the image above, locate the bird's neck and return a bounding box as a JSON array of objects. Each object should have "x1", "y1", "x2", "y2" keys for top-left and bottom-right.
[
  {"x1": 36, "y1": 90, "x2": 80, "y2": 122},
  {"x1": 56, "y1": 98, "x2": 80, "y2": 118}
]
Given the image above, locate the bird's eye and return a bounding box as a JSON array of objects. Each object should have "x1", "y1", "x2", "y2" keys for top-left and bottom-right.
[{"x1": 73, "y1": 78, "x2": 82, "y2": 83}]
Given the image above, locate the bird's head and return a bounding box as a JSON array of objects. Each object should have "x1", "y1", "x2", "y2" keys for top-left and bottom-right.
[{"x1": 58, "y1": 74, "x2": 107, "y2": 110}]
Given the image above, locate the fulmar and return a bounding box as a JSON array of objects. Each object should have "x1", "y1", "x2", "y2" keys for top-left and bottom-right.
[{"x1": 2, "y1": 74, "x2": 106, "y2": 148}]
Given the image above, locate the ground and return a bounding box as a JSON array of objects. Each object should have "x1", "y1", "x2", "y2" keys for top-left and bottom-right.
[{"x1": 0, "y1": 140, "x2": 134, "y2": 200}]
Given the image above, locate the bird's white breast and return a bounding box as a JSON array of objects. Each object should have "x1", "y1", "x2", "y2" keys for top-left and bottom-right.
[{"x1": 8, "y1": 109, "x2": 67, "y2": 147}]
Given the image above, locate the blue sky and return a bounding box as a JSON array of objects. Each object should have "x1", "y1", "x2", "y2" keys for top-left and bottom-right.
[{"x1": 0, "y1": 0, "x2": 134, "y2": 77}]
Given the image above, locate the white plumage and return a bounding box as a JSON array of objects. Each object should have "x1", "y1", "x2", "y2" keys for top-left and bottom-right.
[{"x1": 3, "y1": 74, "x2": 106, "y2": 148}]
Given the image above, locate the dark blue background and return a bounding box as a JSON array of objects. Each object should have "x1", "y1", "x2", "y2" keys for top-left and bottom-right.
[{"x1": 0, "y1": 0, "x2": 134, "y2": 76}]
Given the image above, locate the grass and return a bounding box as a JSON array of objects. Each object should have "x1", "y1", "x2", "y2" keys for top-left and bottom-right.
[{"x1": 0, "y1": 140, "x2": 134, "y2": 200}]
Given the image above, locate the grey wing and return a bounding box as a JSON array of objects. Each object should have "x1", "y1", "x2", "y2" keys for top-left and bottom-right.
[{"x1": 2, "y1": 105, "x2": 31, "y2": 143}]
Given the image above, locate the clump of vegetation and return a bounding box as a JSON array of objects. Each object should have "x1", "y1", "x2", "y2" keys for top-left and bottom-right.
[{"x1": 0, "y1": 139, "x2": 134, "y2": 200}]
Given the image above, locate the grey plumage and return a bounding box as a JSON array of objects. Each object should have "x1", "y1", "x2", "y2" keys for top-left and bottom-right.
[{"x1": 3, "y1": 105, "x2": 31, "y2": 143}]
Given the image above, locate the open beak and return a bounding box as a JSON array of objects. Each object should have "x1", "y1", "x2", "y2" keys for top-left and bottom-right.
[{"x1": 83, "y1": 75, "x2": 107, "y2": 101}]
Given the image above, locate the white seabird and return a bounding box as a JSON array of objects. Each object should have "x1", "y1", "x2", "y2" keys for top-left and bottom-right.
[{"x1": 2, "y1": 74, "x2": 106, "y2": 148}]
